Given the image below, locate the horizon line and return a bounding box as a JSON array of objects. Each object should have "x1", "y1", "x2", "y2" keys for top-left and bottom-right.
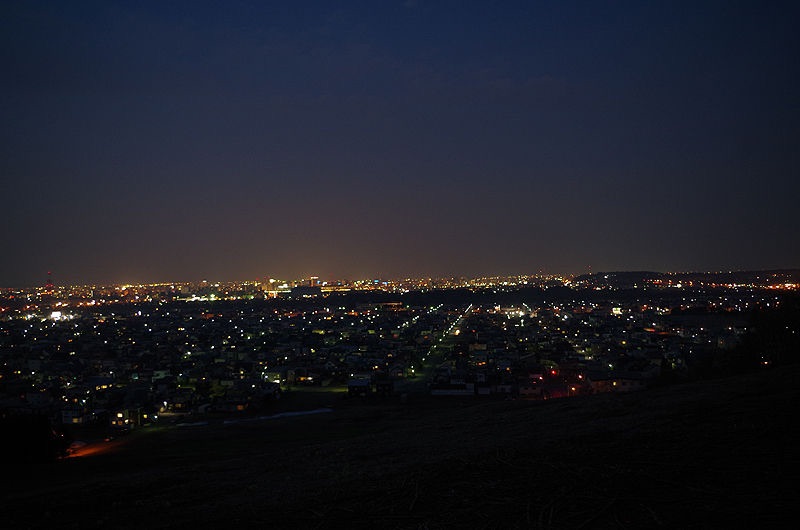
[{"x1": 3, "y1": 268, "x2": 799, "y2": 290}]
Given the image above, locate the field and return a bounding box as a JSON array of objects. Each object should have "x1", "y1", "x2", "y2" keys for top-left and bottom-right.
[{"x1": 4, "y1": 367, "x2": 797, "y2": 529}]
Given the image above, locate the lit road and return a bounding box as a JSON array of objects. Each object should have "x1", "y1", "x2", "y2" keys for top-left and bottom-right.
[{"x1": 66, "y1": 437, "x2": 128, "y2": 458}]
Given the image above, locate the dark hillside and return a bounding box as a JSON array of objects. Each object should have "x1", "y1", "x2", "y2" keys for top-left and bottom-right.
[{"x1": 5, "y1": 367, "x2": 797, "y2": 529}]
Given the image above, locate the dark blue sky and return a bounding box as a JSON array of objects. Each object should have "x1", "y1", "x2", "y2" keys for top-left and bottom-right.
[{"x1": 2, "y1": 1, "x2": 799, "y2": 286}]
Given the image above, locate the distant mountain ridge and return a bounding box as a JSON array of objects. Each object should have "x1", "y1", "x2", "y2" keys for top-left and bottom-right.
[{"x1": 573, "y1": 269, "x2": 800, "y2": 287}]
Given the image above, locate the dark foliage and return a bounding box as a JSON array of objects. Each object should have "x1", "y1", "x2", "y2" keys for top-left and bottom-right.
[
  {"x1": 717, "y1": 294, "x2": 800, "y2": 374},
  {"x1": 0, "y1": 414, "x2": 69, "y2": 468}
]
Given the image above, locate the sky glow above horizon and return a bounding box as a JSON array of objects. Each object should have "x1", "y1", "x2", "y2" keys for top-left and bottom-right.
[{"x1": 2, "y1": 1, "x2": 799, "y2": 287}]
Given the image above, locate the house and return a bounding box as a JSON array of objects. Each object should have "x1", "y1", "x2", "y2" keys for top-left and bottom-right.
[
  {"x1": 374, "y1": 377, "x2": 394, "y2": 397},
  {"x1": 61, "y1": 403, "x2": 89, "y2": 425},
  {"x1": 587, "y1": 370, "x2": 648, "y2": 393},
  {"x1": 518, "y1": 383, "x2": 542, "y2": 398},
  {"x1": 348, "y1": 377, "x2": 372, "y2": 397}
]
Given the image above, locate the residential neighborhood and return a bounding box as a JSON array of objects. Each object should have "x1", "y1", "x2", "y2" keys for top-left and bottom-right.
[{"x1": 2, "y1": 272, "x2": 790, "y2": 443}]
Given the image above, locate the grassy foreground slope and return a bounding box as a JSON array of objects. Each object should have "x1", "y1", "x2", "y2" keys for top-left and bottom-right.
[{"x1": 6, "y1": 367, "x2": 797, "y2": 529}]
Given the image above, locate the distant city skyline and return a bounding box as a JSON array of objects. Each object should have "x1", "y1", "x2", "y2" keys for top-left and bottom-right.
[
  {"x1": 3, "y1": 1, "x2": 798, "y2": 287},
  {"x1": 3, "y1": 267, "x2": 799, "y2": 291}
]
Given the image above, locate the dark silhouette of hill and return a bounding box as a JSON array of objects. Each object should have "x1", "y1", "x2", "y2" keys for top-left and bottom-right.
[
  {"x1": 573, "y1": 270, "x2": 665, "y2": 282},
  {"x1": 4, "y1": 366, "x2": 796, "y2": 529},
  {"x1": 573, "y1": 269, "x2": 800, "y2": 288}
]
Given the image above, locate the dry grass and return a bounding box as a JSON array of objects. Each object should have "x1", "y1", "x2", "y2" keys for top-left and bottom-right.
[{"x1": 4, "y1": 367, "x2": 797, "y2": 529}]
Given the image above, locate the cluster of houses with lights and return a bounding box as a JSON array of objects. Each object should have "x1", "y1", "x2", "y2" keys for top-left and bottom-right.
[
  {"x1": 0, "y1": 286, "x2": 761, "y2": 432},
  {"x1": 0, "y1": 299, "x2": 458, "y2": 431},
  {"x1": 427, "y1": 299, "x2": 750, "y2": 398}
]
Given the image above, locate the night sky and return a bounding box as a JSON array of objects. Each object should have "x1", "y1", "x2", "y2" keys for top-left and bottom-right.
[{"x1": 3, "y1": 1, "x2": 799, "y2": 287}]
